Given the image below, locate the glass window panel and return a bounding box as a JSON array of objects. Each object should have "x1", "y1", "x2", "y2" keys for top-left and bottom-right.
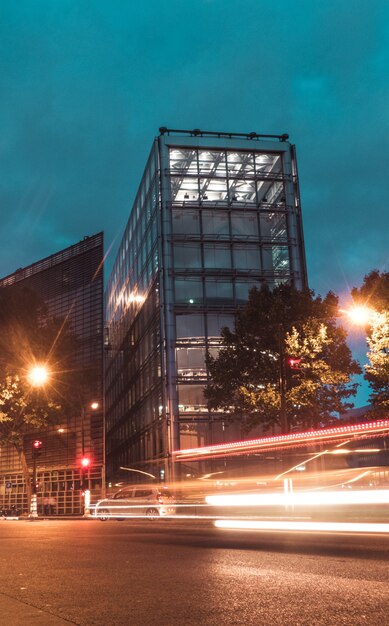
[
  {"x1": 169, "y1": 149, "x2": 198, "y2": 175},
  {"x1": 235, "y1": 282, "x2": 258, "y2": 303},
  {"x1": 206, "y1": 314, "x2": 234, "y2": 337},
  {"x1": 204, "y1": 280, "x2": 233, "y2": 303},
  {"x1": 176, "y1": 347, "x2": 206, "y2": 378},
  {"x1": 262, "y1": 247, "x2": 273, "y2": 272},
  {"x1": 228, "y1": 179, "x2": 256, "y2": 203},
  {"x1": 255, "y1": 153, "x2": 281, "y2": 174},
  {"x1": 199, "y1": 178, "x2": 228, "y2": 202},
  {"x1": 233, "y1": 245, "x2": 261, "y2": 270},
  {"x1": 202, "y1": 211, "x2": 229, "y2": 236},
  {"x1": 272, "y1": 246, "x2": 290, "y2": 272},
  {"x1": 172, "y1": 210, "x2": 200, "y2": 235},
  {"x1": 227, "y1": 152, "x2": 254, "y2": 176},
  {"x1": 170, "y1": 176, "x2": 199, "y2": 202},
  {"x1": 260, "y1": 212, "x2": 287, "y2": 240},
  {"x1": 231, "y1": 213, "x2": 258, "y2": 237},
  {"x1": 174, "y1": 243, "x2": 202, "y2": 269},
  {"x1": 198, "y1": 151, "x2": 226, "y2": 176},
  {"x1": 203, "y1": 244, "x2": 231, "y2": 269},
  {"x1": 178, "y1": 385, "x2": 207, "y2": 411},
  {"x1": 176, "y1": 314, "x2": 205, "y2": 339},
  {"x1": 175, "y1": 279, "x2": 203, "y2": 304}
]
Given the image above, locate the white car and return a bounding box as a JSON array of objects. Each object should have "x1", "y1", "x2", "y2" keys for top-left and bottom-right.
[{"x1": 95, "y1": 486, "x2": 176, "y2": 521}]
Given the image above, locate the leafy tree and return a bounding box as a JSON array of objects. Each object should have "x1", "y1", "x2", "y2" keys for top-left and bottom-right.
[
  {"x1": 205, "y1": 284, "x2": 361, "y2": 433},
  {"x1": 352, "y1": 270, "x2": 389, "y2": 412},
  {"x1": 0, "y1": 285, "x2": 85, "y2": 510}
]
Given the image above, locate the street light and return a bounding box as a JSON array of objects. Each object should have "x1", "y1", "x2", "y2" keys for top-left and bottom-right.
[
  {"x1": 81, "y1": 401, "x2": 99, "y2": 516},
  {"x1": 340, "y1": 305, "x2": 377, "y2": 326},
  {"x1": 27, "y1": 365, "x2": 49, "y2": 518},
  {"x1": 28, "y1": 364, "x2": 49, "y2": 387}
]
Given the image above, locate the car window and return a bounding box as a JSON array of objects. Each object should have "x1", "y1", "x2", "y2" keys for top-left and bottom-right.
[
  {"x1": 134, "y1": 489, "x2": 153, "y2": 498},
  {"x1": 113, "y1": 490, "x2": 133, "y2": 499}
]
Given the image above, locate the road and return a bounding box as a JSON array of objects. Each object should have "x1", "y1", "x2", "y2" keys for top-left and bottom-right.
[{"x1": 0, "y1": 519, "x2": 388, "y2": 626}]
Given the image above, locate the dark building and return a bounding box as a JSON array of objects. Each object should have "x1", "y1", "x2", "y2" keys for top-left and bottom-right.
[
  {"x1": 0, "y1": 233, "x2": 104, "y2": 514},
  {"x1": 105, "y1": 129, "x2": 308, "y2": 484}
]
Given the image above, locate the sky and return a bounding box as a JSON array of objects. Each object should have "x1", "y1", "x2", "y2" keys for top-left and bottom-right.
[{"x1": 0, "y1": 0, "x2": 388, "y2": 406}]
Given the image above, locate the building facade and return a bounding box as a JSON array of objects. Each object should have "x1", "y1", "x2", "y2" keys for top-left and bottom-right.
[
  {"x1": 0, "y1": 233, "x2": 104, "y2": 514},
  {"x1": 105, "y1": 129, "x2": 308, "y2": 483}
]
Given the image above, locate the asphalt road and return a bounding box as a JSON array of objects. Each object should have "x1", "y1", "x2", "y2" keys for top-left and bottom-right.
[{"x1": 0, "y1": 519, "x2": 388, "y2": 626}]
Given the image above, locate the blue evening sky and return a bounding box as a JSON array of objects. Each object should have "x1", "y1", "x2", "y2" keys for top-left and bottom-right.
[{"x1": 0, "y1": 1, "x2": 388, "y2": 406}]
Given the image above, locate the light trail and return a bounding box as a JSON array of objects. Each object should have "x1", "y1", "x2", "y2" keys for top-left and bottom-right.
[
  {"x1": 214, "y1": 519, "x2": 389, "y2": 534},
  {"x1": 205, "y1": 489, "x2": 389, "y2": 507}
]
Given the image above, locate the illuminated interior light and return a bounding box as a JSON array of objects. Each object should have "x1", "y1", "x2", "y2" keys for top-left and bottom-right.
[{"x1": 214, "y1": 520, "x2": 389, "y2": 534}]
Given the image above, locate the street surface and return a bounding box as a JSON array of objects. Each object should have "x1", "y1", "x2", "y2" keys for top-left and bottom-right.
[{"x1": 0, "y1": 519, "x2": 388, "y2": 626}]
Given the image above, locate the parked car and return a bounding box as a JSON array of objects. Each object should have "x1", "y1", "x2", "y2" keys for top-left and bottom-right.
[{"x1": 94, "y1": 486, "x2": 176, "y2": 521}]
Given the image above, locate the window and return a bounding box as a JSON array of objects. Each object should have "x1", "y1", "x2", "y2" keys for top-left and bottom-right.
[
  {"x1": 235, "y1": 282, "x2": 259, "y2": 302},
  {"x1": 260, "y1": 212, "x2": 286, "y2": 240},
  {"x1": 173, "y1": 243, "x2": 202, "y2": 269},
  {"x1": 176, "y1": 347, "x2": 206, "y2": 378},
  {"x1": 203, "y1": 244, "x2": 231, "y2": 269},
  {"x1": 114, "y1": 490, "x2": 133, "y2": 499},
  {"x1": 175, "y1": 279, "x2": 203, "y2": 304},
  {"x1": 198, "y1": 151, "x2": 226, "y2": 176},
  {"x1": 172, "y1": 210, "x2": 200, "y2": 235},
  {"x1": 233, "y1": 245, "x2": 261, "y2": 270},
  {"x1": 178, "y1": 385, "x2": 207, "y2": 412},
  {"x1": 176, "y1": 314, "x2": 205, "y2": 339},
  {"x1": 231, "y1": 213, "x2": 258, "y2": 238},
  {"x1": 169, "y1": 149, "x2": 198, "y2": 175},
  {"x1": 202, "y1": 211, "x2": 229, "y2": 236},
  {"x1": 206, "y1": 313, "x2": 234, "y2": 337},
  {"x1": 171, "y1": 176, "x2": 199, "y2": 202},
  {"x1": 204, "y1": 280, "x2": 233, "y2": 303}
]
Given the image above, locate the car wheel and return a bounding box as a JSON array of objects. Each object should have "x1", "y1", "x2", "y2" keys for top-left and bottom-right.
[
  {"x1": 97, "y1": 508, "x2": 110, "y2": 521},
  {"x1": 146, "y1": 508, "x2": 159, "y2": 521}
]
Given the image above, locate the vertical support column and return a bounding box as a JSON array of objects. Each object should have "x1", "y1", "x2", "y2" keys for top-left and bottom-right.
[
  {"x1": 157, "y1": 137, "x2": 180, "y2": 486},
  {"x1": 282, "y1": 145, "x2": 308, "y2": 290}
]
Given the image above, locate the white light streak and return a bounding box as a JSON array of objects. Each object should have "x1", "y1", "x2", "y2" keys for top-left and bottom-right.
[
  {"x1": 214, "y1": 519, "x2": 389, "y2": 534},
  {"x1": 206, "y1": 489, "x2": 389, "y2": 508}
]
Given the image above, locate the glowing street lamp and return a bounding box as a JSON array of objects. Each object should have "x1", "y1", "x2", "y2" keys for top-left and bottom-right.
[
  {"x1": 340, "y1": 305, "x2": 377, "y2": 326},
  {"x1": 28, "y1": 365, "x2": 49, "y2": 387},
  {"x1": 26, "y1": 365, "x2": 49, "y2": 518}
]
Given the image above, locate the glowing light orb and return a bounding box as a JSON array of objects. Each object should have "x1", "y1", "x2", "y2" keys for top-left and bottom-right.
[{"x1": 28, "y1": 365, "x2": 49, "y2": 386}]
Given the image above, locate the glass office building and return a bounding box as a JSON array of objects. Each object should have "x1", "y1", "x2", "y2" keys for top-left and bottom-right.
[
  {"x1": 0, "y1": 233, "x2": 104, "y2": 514},
  {"x1": 105, "y1": 129, "x2": 307, "y2": 483}
]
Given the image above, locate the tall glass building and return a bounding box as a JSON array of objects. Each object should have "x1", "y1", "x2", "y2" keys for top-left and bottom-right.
[
  {"x1": 105, "y1": 129, "x2": 307, "y2": 483},
  {"x1": 0, "y1": 233, "x2": 104, "y2": 514}
]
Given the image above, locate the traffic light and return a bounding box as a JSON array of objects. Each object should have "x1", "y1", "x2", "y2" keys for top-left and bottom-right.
[
  {"x1": 287, "y1": 357, "x2": 302, "y2": 370},
  {"x1": 32, "y1": 439, "x2": 43, "y2": 457},
  {"x1": 80, "y1": 457, "x2": 91, "y2": 491}
]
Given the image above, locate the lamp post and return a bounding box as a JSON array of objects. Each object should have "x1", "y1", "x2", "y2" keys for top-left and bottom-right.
[
  {"x1": 80, "y1": 401, "x2": 99, "y2": 516},
  {"x1": 27, "y1": 364, "x2": 49, "y2": 518}
]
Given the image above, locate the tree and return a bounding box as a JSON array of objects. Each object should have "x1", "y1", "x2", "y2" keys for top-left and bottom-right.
[
  {"x1": 205, "y1": 284, "x2": 361, "y2": 433},
  {"x1": 0, "y1": 285, "x2": 84, "y2": 511},
  {"x1": 352, "y1": 270, "x2": 389, "y2": 412}
]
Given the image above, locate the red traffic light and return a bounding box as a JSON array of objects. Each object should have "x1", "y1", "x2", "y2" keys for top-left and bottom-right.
[
  {"x1": 32, "y1": 439, "x2": 42, "y2": 449},
  {"x1": 288, "y1": 358, "x2": 302, "y2": 370},
  {"x1": 81, "y1": 457, "x2": 91, "y2": 468}
]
